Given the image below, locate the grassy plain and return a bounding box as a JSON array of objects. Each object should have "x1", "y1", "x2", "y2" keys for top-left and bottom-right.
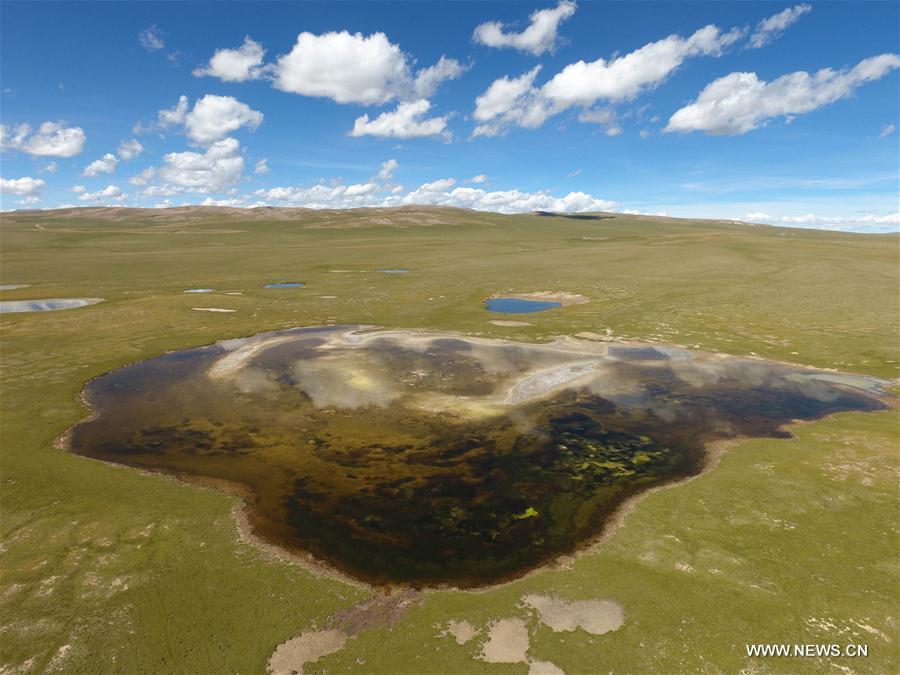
[{"x1": 1, "y1": 206, "x2": 897, "y2": 673}]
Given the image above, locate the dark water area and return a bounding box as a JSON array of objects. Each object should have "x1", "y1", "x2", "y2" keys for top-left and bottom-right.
[
  {"x1": 67, "y1": 326, "x2": 889, "y2": 587},
  {"x1": 486, "y1": 297, "x2": 563, "y2": 313},
  {"x1": 377, "y1": 269, "x2": 410, "y2": 273},
  {"x1": 264, "y1": 282, "x2": 305, "y2": 288}
]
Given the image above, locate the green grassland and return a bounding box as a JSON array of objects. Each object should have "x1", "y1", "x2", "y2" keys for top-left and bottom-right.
[{"x1": 1, "y1": 206, "x2": 897, "y2": 673}]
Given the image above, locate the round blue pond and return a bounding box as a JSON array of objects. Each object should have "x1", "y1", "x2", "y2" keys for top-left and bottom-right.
[{"x1": 485, "y1": 297, "x2": 563, "y2": 313}]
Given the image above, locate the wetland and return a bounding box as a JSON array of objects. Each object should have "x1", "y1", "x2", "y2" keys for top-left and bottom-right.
[{"x1": 66, "y1": 326, "x2": 889, "y2": 587}]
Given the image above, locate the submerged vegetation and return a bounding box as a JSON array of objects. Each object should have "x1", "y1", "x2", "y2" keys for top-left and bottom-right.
[{"x1": 67, "y1": 326, "x2": 886, "y2": 586}]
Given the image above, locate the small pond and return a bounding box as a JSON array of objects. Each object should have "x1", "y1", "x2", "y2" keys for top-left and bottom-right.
[
  {"x1": 1, "y1": 298, "x2": 103, "y2": 313},
  {"x1": 184, "y1": 288, "x2": 215, "y2": 294},
  {"x1": 486, "y1": 297, "x2": 563, "y2": 313},
  {"x1": 377, "y1": 269, "x2": 410, "y2": 274},
  {"x1": 264, "y1": 282, "x2": 305, "y2": 288}
]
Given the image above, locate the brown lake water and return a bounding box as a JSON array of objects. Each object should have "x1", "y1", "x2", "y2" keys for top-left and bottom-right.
[{"x1": 67, "y1": 326, "x2": 889, "y2": 587}]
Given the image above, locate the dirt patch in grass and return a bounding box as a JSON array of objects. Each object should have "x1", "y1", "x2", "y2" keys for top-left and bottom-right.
[
  {"x1": 479, "y1": 617, "x2": 530, "y2": 664},
  {"x1": 522, "y1": 594, "x2": 624, "y2": 634}
]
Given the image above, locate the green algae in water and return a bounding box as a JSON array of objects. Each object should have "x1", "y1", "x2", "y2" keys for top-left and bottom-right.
[{"x1": 67, "y1": 326, "x2": 889, "y2": 587}]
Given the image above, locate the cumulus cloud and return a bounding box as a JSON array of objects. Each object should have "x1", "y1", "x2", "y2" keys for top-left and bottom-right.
[
  {"x1": 472, "y1": 66, "x2": 544, "y2": 136},
  {"x1": 254, "y1": 158, "x2": 269, "y2": 174},
  {"x1": 749, "y1": 4, "x2": 811, "y2": 49},
  {"x1": 470, "y1": 174, "x2": 487, "y2": 183},
  {"x1": 542, "y1": 24, "x2": 741, "y2": 106},
  {"x1": 378, "y1": 158, "x2": 398, "y2": 181},
  {"x1": 42, "y1": 161, "x2": 58, "y2": 174},
  {"x1": 158, "y1": 137, "x2": 245, "y2": 192},
  {"x1": 133, "y1": 95, "x2": 187, "y2": 134},
  {"x1": 350, "y1": 99, "x2": 451, "y2": 140},
  {"x1": 473, "y1": 1, "x2": 577, "y2": 56},
  {"x1": 274, "y1": 31, "x2": 409, "y2": 104},
  {"x1": 0, "y1": 176, "x2": 45, "y2": 196},
  {"x1": 135, "y1": 95, "x2": 262, "y2": 146},
  {"x1": 254, "y1": 158, "x2": 613, "y2": 214},
  {"x1": 129, "y1": 167, "x2": 157, "y2": 186},
  {"x1": 193, "y1": 36, "x2": 267, "y2": 82},
  {"x1": 666, "y1": 54, "x2": 900, "y2": 135},
  {"x1": 158, "y1": 95, "x2": 189, "y2": 127},
  {"x1": 743, "y1": 211, "x2": 899, "y2": 233},
  {"x1": 388, "y1": 183, "x2": 614, "y2": 213},
  {"x1": 473, "y1": 24, "x2": 741, "y2": 135},
  {"x1": 578, "y1": 107, "x2": 622, "y2": 135},
  {"x1": 413, "y1": 55, "x2": 467, "y2": 98},
  {"x1": 272, "y1": 30, "x2": 462, "y2": 105},
  {"x1": 184, "y1": 95, "x2": 263, "y2": 145},
  {"x1": 83, "y1": 153, "x2": 118, "y2": 177},
  {"x1": 879, "y1": 123, "x2": 896, "y2": 138},
  {"x1": 201, "y1": 197, "x2": 245, "y2": 207},
  {"x1": 139, "y1": 26, "x2": 165, "y2": 52},
  {"x1": 79, "y1": 184, "x2": 126, "y2": 202},
  {"x1": 1, "y1": 121, "x2": 86, "y2": 157},
  {"x1": 117, "y1": 139, "x2": 143, "y2": 160}
]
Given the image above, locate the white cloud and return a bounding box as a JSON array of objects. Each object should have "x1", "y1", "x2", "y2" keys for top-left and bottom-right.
[
  {"x1": 542, "y1": 24, "x2": 741, "y2": 107},
  {"x1": 0, "y1": 176, "x2": 45, "y2": 196},
  {"x1": 272, "y1": 30, "x2": 461, "y2": 105},
  {"x1": 133, "y1": 95, "x2": 187, "y2": 135},
  {"x1": 666, "y1": 54, "x2": 900, "y2": 135},
  {"x1": 473, "y1": 1, "x2": 577, "y2": 56},
  {"x1": 378, "y1": 158, "x2": 398, "y2": 181},
  {"x1": 255, "y1": 159, "x2": 613, "y2": 214},
  {"x1": 879, "y1": 123, "x2": 896, "y2": 138},
  {"x1": 129, "y1": 167, "x2": 157, "y2": 186},
  {"x1": 274, "y1": 31, "x2": 409, "y2": 104},
  {"x1": 473, "y1": 24, "x2": 741, "y2": 135},
  {"x1": 389, "y1": 183, "x2": 614, "y2": 213},
  {"x1": 79, "y1": 184, "x2": 126, "y2": 202},
  {"x1": 470, "y1": 174, "x2": 487, "y2": 183},
  {"x1": 748, "y1": 4, "x2": 811, "y2": 49},
  {"x1": 139, "y1": 26, "x2": 165, "y2": 52},
  {"x1": 254, "y1": 158, "x2": 269, "y2": 175},
  {"x1": 136, "y1": 95, "x2": 263, "y2": 146},
  {"x1": 578, "y1": 107, "x2": 622, "y2": 135},
  {"x1": 83, "y1": 153, "x2": 118, "y2": 177},
  {"x1": 255, "y1": 182, "x2": 381, "y2": 209},
  {"x1": 159, "y1": 95, "x2": 188, "y2": 127},
  {"x1": 567, "y1": 168, "x2": 582, "y2": 177},
  {"x1": 472, "y1": 66, "x2": 544, "y2": 136},
  {"x1": 193, "y1": 36, "x2": 267, "y2": 82},
  {"x1": 185, "y1": 95, "x2": 263, "y2": 146},
  {"x1": 158, "y1": 137, "x2": 245, "y2": 192},
  {"x1": 201, "y1": 197, "x2": 245, "y2": 207},
  {"x1": 1, "y1": 121, "x2": 86, "y2": 157},
  {"x1": 350, "y1": 99, "x2": 451, "y2": 140},
  {"x1": 742, "y1": 211, "x2": 899, "y2": 233},
  {"x1": 117, "y1": 139, "x2": 143, "y2": 160},
  {"x1": 413, "y1": 56, "x2": 466, "y2": 98},
  {"x1": 71, "y1": 185, "x2": 85, "y2": 193},
  {"x1": 42, "y1": 161, "x2": 58, "y2": 174}
]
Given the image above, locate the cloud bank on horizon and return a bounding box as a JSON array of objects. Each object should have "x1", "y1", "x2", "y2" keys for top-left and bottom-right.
[{"x1": 0, "y1": 1, "x2": 897, "y2": 232}]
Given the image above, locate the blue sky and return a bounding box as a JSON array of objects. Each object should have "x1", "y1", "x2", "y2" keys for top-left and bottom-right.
[{"x1": 1, "y1": 1, "x2": 898, "y2": 231}]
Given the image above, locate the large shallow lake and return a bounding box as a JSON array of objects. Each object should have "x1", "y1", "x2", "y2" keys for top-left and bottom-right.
[{"x1": 67, "y1": 326, "x2": 889, "y2": 587}]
